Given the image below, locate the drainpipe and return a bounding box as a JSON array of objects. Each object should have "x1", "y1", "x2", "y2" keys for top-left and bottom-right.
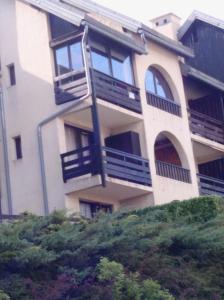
[
  {"x1": 0, "y1": 87, "x2": 13, "y2": 215},
  {"x1": 37, "y1": 25, "x2": 92, "y2": 216},
  {"x1": 138, "y1": 28, "x2": 148, "y2": 54}
]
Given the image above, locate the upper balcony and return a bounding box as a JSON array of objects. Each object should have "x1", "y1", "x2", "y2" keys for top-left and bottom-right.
[
  {"x1": 91, "y1": 69, "x2": 141, "y2": 113},
  {"x1": 52, "y1": 29, "x2": 143, "y2": 116}
]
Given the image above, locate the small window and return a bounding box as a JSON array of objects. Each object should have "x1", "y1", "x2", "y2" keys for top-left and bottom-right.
[
  {"x1": 80, "y1": 200, "x2": 112, "y2": 219},
  {"x1": 145, "y1": 67, "x2": 173, "y2": 100},
  {"x1": 13, "y1": 136, "x2": 22, "y2": 159},
  {"x1": 8, "y1": 64, "x2": 16, "y2": 86}
]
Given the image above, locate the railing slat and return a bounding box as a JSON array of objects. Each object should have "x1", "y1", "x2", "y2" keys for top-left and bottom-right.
[
  {"x1": 146, "y1": 92, "x2": 181, "y2": 116},
  {"x1": 156, "y1": 160, "x2": 191, "y2": 183},
  {"x1": 198, "y1": 174, "x2": 224, "y2": 196},
  {"x1": 91, "y1": 69, "x2": 142, "y2": 113},
  {"x1": 189, "y1": 109, "x2": 224, "y2": 144}
]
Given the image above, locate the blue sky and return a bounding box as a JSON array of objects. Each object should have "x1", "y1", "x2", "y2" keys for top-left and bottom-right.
[{"x1": 95, "y1": 0, "x2": 223, "y2": 24}]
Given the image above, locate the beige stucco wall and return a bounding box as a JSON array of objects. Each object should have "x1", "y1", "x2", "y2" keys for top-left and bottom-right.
[
  {"x1": 134, "y1": 41, "x2": 200, "y2": 205},
  {"x1": 0, "y1": 1, "x2": 67, "y2": 214}
]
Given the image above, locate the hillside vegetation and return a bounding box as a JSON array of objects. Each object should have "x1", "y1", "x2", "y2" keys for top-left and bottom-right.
[{"x1": 0, "y1": 196, "x2": 224, "y2": 299}]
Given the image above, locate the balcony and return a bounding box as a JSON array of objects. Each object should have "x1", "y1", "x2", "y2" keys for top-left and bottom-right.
[
  {"x1": 156, "y1": 160, "x2": 191, "y2": 183},
  {"x1": 91, "y1": 69, "x2": 142, "y2": 113},
  {"x1": 146, "y1": 92, "x2": 181, "y2": 116},
  {"x1": 198, "y1": 174, "x2": 224, "y2": 197},
  {"x1": 61, "y1": 145, "x2": 151, "y2": 186},
  {"x1": 189, "y1": 109, "x2": 224, "y2": 144}
]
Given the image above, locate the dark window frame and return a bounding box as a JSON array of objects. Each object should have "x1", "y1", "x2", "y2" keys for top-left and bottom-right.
[
  {"x1": 64, "y1": 124, "x2": 93, "y2": 150},
  {"x1": 89, "y1": 34, "x2": 135, "y2": 86},
  {"x1": 54, "y1": 37, "x2": 84, "y2": 77},
  {"x1": 7, "y1": 64, "x2": 16, "y2": 86},
  {"x1": 13, "y1": 136, "x2": 22, "y2": 160},
  {"x1": 146, "y1": 66, "x2": 174, "y2": 101},
  {"x1": 80, "y1": 199, "x2": 113, "y2": 219}
]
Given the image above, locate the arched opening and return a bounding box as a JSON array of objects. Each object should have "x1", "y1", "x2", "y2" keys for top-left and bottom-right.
[
  {"x1": 154, "y1": 132, "x2": 191, "y2": 183},
  {"x1": 155, "y1": 133, "x2": 181, "y2": 166},
  {"x1": 146, "y1": 66, "x2": 174, "y2": 101},
  {"x1": 145, "y1": 65, "x2": 181, "y2": 116}
]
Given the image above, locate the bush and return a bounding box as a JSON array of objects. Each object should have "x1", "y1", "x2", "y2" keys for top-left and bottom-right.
[{"x1": 0, "y1": 196, "x2": 223, "y2": 299}]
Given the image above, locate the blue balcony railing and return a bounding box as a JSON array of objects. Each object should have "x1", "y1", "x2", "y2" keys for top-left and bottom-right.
[{"x1": 61, "y1": 145, "x2": 151, "y2": 186}]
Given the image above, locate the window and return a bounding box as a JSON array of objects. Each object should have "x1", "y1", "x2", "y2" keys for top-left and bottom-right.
[
  {"x1": 8, "y1": 64, "x2": 16, "y2": 86},
  {"x1": 80, "y1": 200, "x2": 112, "y2": 219},
  {"x1": 13, "y1": 136, "x2": 22, "y2": 159},
  {"x1": 49, "y1": 14, "x2": 79, "y2": 40},
  {"x1": 55, "y1": 41, "x2": 84, "y2": 76},
  {"x1": 146, "y1": 67, "x2": 173, "y2": 100},
  {"x1": 90, "y1": 36, "x2": 134, "y2": 85},
  {"x1": 65, "y1": 125, "x2": 93, "y2": 152}
]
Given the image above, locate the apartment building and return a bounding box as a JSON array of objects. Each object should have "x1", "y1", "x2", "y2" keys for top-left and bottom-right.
[{"x1": 0, "y1": 1, "x2": 223, "y2": 218}]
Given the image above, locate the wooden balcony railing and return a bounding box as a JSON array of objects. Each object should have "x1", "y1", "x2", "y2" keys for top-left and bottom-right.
[
  {"x1": 61, "y1": 145, "x2": 99, "y2": 182},
  {"x1": 54, "y1": 69, "x2": 88, "y2": 105},
  {"x1": 146, "y1": 92, "x2": 181, "y2": 116},
  {"x1": 198, "y1": 174, "x2": 224, "y2": 197},
  {"x1": 61, "y1": 145, "x2": 151, "y2": 186},
  {"x1": 102, "y1": 147, "x2": 151, "y2": 186},
  {"x1": 156, "y1": 160, "x2": 191, "y2": 183},
  {"x1": 189, "y1": 109, "x2": 224, "y2": 144},
  {"x1": 91, "y1": 69, "x2": 142, "y2": 113}
]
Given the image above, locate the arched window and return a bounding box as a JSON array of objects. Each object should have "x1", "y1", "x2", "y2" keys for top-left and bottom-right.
[{"x1": 146, "y1": 67, "x2": 174, "y2": 100}]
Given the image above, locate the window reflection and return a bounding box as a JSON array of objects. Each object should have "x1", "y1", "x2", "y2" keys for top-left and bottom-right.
[
  {"x1": 91, "y1": 50, "x2": 110, "y2": 75},
  {"x1": 55, "y1": 47, "x2": 70, "y2": 75},
  {"x1": 146, "y1": 67, "x2": 173, "y2": 100},
  {"x1": 55, "y1": 41, "x2": 84, "y2": 76},
  {"x1": 90, "y1": 38, "x2": 134, "y2": 85}
]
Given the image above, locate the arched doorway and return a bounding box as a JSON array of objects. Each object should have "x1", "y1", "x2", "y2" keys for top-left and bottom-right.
[{"x1": 154, "y1": 132, "x2": 191, "y2": 183}]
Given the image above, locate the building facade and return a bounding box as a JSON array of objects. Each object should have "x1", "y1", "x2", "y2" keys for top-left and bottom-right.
[{"x1": 0, "y1": 1, "x2": 223, "y2": 218}]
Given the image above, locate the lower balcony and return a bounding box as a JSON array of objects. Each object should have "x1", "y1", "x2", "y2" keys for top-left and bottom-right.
[
  {"x1": 198, "y1": 174, "x2": 224, "y2": 197},
  {"x1": 61, "y1": 145, "x2": 152, "y2": 200},
  {"x1": 156, "y1": 160, "x2": 191, "y2": 183},
  {"x1": 189, "y1": 109, "x2": 224, "y2": 145}
]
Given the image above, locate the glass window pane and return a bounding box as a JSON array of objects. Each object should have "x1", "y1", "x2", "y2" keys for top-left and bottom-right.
[
  {"x1": 111, "y1": 48, "x2": 133, "y2": 84},
  {"x1": 154, "y1": 71, "x2": 173, "y2": 100},
  {"x1": 91, "y1": 50, "x2": 110, "y2": 75},
  {"x1": 145, "y1": 70, "x2": 156, "y2": 94},
  {"x1": 80, "y1": 202, "x2": 92, "y2": 219},
  {"x1": 112, "y1": 56, "x2": 133, "y2": 84},
  {"x1": 155, "y1": 76, "x2": 166, "y2": 98},
  {"x1": 70, "y1": 42, "x2": 84, "y2": 71},
  {"x1": 55, "y1": 46, "x2": 70, "y2": 75}
]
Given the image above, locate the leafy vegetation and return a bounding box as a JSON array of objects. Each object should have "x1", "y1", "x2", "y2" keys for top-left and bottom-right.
[{"x1": 0, "y1": 196, "x2": 223, "y2": 299}]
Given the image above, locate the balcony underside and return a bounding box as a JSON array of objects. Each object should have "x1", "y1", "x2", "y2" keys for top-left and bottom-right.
[{"x1": 64, "y1": 174, "x2": 152, "y2": 202}]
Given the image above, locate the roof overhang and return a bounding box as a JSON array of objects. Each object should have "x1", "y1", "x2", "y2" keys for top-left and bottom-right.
[
  {"x1": 141, "y1": 25, "x2": 194, "y2": 58},
  {"x1": 178, "y1": 10, "x2": 224, "y2": 40},
  {"x1": 84, "y1": 16, "x2": 147, "y2": 54},
  {"x1": 62, "y1": 0, "x2": 141, "y2": 33},
  {"x1": 21, "y1": 0, "x2": 85, "y2": 26},
  {"x1": 181, "y1": 63, "x2": 224, "y2": 92}
]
